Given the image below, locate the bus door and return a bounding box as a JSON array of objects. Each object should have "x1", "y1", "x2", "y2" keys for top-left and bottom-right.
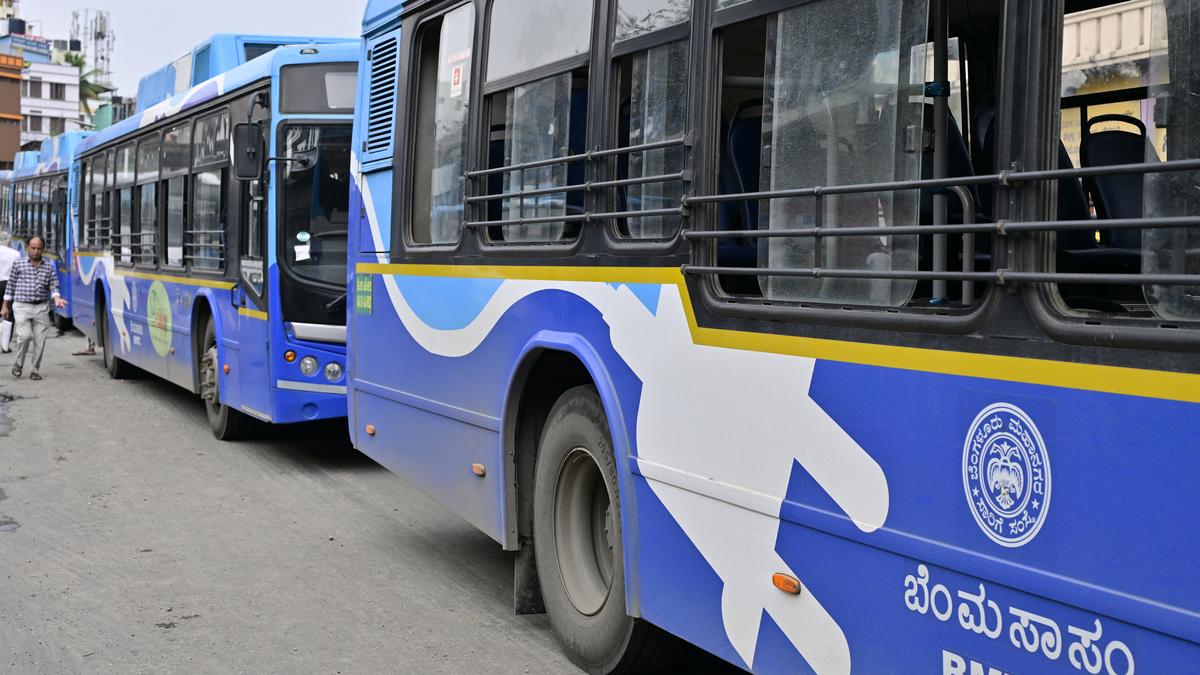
[{"x1": 231, "y1": 120, "x2": 273, "y2": 422}]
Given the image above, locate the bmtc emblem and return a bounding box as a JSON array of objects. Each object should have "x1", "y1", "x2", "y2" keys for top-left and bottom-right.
[{"x1": 963, "y1": 403, "x2": 1051, "y2": 547}]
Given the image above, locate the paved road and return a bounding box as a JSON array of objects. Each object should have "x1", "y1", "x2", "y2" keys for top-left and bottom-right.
[{"x1": 0, "y1": 329, "x2": 580, "y2": 674}]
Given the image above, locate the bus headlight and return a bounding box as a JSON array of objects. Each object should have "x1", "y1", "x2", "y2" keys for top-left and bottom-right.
[
  {"x1": 324, "y1": 362, "x2": 343, "y2": 382},
  {"x1": 299, "y1": 356, "x2": 319, "y2": 377}
]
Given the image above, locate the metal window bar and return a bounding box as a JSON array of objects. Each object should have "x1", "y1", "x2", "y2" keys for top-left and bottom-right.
[
  {"x1": 464, "y1": 135, "x2": 692, "y2": 232},
  {"x1": 683, "y1": 156, "x2": 1200, "y2": 290}
]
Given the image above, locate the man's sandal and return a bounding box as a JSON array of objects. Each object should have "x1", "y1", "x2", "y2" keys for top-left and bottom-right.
[{"x1": 29, "y1": 372, "x2": 42, "y2": 381}]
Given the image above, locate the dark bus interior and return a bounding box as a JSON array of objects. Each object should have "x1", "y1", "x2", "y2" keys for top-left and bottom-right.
[{"x1": 713, "y1": 0, "x2": 1198, "y2": 325}]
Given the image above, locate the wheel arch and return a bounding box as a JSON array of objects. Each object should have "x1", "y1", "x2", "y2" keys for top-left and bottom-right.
[
  {"x1": 189, "y1": 292, "x2": 219, "y2": 394},
  {"x1": 502, "y1": 330, "x2": 644, "y2": 618}
]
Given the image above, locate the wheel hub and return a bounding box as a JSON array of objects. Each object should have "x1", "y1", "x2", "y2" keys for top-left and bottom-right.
[{"x1": 554, "y1": 447, "x2": 615, "y2": 617}]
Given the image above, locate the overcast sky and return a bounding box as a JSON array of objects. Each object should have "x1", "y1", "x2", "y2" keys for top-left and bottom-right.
[{"x1": 23, "y1": 0, "x2": 364, "y2": 96}]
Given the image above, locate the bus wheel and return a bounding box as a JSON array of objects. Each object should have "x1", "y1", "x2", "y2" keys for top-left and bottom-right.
[
  {"x1": 199, "y1": 318, "x2": 253, "y2": 441},
  {"x1": 99, "y1": 300, "x2": 134, "y2": 380},
  {"x1": 533, "y1": 385, "x2": 679, "y2": 674}
]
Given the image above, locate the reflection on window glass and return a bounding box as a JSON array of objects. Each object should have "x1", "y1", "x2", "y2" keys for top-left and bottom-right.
[
  {"x1": 620, "y1": 40, "x2": 688, "y2": 239},
  {"x1": 191, "y1": 169, "x2": 225, "y2": 271},
  {"x1": 117, "y1": 187, "x2": 133, "y2": 264},
  {"x1": 282, "y1": 125, "x2": 351, "y2": 285},
  {"x1": 280, "y1": 63, "x2": 358, "y2": 113},
  {"x1": 412, "y1": 4, "x2": 475, "y2": 245},
  {"x1": 138, "y1": 137, "x2": 160, "y2": 180},
  {"x1": 495, "y1": 72, "x2": 584, "y2": 242},
  {"x1": 1142, "y1": 0, "x2": 1199, "y2": 321},
  {"x1": 138, "y1": 184, "x2": 157, "y2": 265},
  {"x1": 115, "y1": 145, "x2": 135, "y2": 185},
  {"x1": 166, "y1": 176, "x2": 185, "y2": 266},
  {"x1": 487, "y1": 0, "x2": 593, "y2": 82},
  {"x1": 193, "y1": 112, "x2": 230, "y2": 166},
  {"x1": 753, "y1": 1, "x2": 926, "y2": 306},
  {"x1": 615, "y1": 0, "x2": 690, "y2": 41}
]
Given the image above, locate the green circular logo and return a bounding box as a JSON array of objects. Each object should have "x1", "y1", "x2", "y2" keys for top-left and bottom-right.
[{"x1": 147, "y1": 281, "x2": 173, "y2": 357}]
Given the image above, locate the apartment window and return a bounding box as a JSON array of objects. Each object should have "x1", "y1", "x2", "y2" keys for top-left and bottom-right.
[
  {"x1": 50, "y1": 82, "x2": 66, "y2": 101},
  {"x1": 23, "y1": 115, "x2": 42, "y2": 133},
  {"x1": 50, "y1": 117, "x2": 65, "y2": 135},
  {"x1": 25, "y1": 79, "x2": 42, "y2": 98}
]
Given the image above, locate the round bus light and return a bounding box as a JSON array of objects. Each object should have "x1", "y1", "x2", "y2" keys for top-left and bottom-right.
[
  {"x1": 284, "y1": 350, "x2": 297, "y2": 363},
  {"x1": 324, "y1": 362, "x2": 343, "y2": 382},
  {"x1": 299, "y1": 356, "x2": 319, "y2": 377}
]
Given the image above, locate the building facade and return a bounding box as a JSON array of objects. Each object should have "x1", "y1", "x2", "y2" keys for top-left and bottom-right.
[
  {"x1": 0, "y1": 51, "x2": 19, "y2": 169},
  {"x1": 20, "y1": 61, "x2": 80, "y2": 145}
]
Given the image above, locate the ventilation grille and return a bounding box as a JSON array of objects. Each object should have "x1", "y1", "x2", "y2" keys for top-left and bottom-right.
[
  {"x1": 69, "y1": 160, "x2": 81, "y2": 229},
  {"x1": 366, "y1": 37, "x2": 399, "y2": 157}
]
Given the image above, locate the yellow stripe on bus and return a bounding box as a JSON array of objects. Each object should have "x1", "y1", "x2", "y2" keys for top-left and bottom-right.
[
  {"x1": 356, "y1": 262, "x2": 1200, "y2": 404},
  {"x1": 118, "y1": 269, "x2": 237, "y2": 290},
  {"x1": 238, "y1": 307, "x2": 269, "y2": 321}
]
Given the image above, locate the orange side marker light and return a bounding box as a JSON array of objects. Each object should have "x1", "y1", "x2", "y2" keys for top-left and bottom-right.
[
  {"x1": 471, "y1": 463, "x2": 486, "y2": 477},
  {"x1": 284, "y1": 350, "x2": 297, "y2": 363},
  {"x1": 772, "y1": 573, "x2": 802, "y2": 595},
  {"x1": 365, "y1": 424, "x2": 376, "y2": 436},
  {"x1": 223, "y1": 364, "x2": 230, "y2": 374}
]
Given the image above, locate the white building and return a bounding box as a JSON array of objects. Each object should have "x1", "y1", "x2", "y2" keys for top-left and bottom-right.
[{"x1": 20, "y1": 61, "x2": 81, "y2": 145}]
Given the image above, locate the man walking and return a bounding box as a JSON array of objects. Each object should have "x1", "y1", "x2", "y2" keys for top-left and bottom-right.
[{"x1": 1, "y1": 236, "x2": 68, "y2": 380}]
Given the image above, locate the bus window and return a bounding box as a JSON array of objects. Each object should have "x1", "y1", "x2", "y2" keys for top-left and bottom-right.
[
  {"x1": 163, "y1": 122, "x2": 190, "y2": 268},
  {"x1": 409, "y1": 3, "x2": 474, "y2": 246},
  {"x1": 280, "y1": 124, "x2": 352, "y2": 285},
  {"x1": 481, "y1": 0, "x2": 594, "y2": 244},
  {"x1": 115, "y1": 144, "x2": 135, "y2": 265},
  {"x1": 137, "y1": 135, "x2": 160, "y2": 267},
  {"x1": 191, "y1": 169, "x2": 225, "y2": 272},
  {"x1": 165, "y1": 177, "x2": 187, "y2": 268},
  {"x1": 1052, "y1": 0, "x2": 1200, "y2": 323},
  {"x1": 191, "y1": 111, "x2": 230, "y2": 272},
  {"x1": 612, "y1": 38, "x2": 689, "y2": 240},
  {"x1": 486, "y1": 0, "x2": 592, "y2": 82},
  {"x1": 614, "y1": 0, "x2": 690, "y2": 41}
]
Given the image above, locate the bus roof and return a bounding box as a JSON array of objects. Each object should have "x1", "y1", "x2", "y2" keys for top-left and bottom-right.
[
  {"x1": 136, "y1": 33, "x2": 354, "y2": 113},
  {"x1": 362, "y1": 0, "x2": 405, "y2": 33},
  {"x1": 84, "y1": 41, "x2": 361, "y2": 156},
  {"x1": 11, "y1": 132, "x2": 92, "y2": 179}
]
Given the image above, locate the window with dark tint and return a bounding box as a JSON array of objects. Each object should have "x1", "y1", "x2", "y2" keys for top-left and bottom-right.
[
  {"x1": 280, "y1": 124, "x2": 352, "y2": 285},
  {"x1": 487, "y1": 0, "x2": 592, "y2": 82},
  {"x1": 193, "y1": 44, "x2": 212, "y2": 84},
  {"x1": 410, "y1": 3, "x2": 475, "y2": 245},
  {"x1": 163, "y1": 122, "x2": 190, "y2": 170},
  {"x1": 280, "y1": 63, "x2": 358, "y2": 114},
  {"x1": 243, "y1": 42, "x2": 281, "y2": 62}
]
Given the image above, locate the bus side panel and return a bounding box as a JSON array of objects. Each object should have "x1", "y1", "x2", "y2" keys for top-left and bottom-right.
[{"x1": 72, "y1": 254, "x2": 100, "y2": 343}]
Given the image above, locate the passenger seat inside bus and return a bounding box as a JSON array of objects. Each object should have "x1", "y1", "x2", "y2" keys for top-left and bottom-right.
[
  {"x1": 716, "y1": 103, "x2": 763, "y2": 294},
  {"x1": 1078, "y1": 114, "x2": 1154, "y2": 270}
]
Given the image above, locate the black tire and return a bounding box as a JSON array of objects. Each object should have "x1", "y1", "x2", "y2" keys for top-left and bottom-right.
[
  {"x1": 533, "y1": 386, "x2": 681, "y2": 674},
  {"x1": 99, "y1": 299, "x2": 134, "y2": 380},
  {"x1": 200, "y1": 318, "x2": 254, "y2": 441}
]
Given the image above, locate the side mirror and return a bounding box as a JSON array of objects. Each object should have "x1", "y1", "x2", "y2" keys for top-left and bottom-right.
[{"x1": 233, "y1": 123, "x2": 263, "y2": 180}]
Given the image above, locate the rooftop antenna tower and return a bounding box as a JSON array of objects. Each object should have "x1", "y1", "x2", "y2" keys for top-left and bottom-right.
[{"x1": 70, "y1": 8, "x2": 115, "y2": 88}]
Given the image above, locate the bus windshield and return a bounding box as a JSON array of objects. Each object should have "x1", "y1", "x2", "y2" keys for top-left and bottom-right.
[{"x1": 280, "y1": 124, "x2": 352, "y2": 287}]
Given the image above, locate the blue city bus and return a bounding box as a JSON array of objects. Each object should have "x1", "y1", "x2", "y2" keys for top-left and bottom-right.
[
  {"x1": 4, "y1": 151, "x2": 41, "y2": 254},
  {"x1": 9, "y1": 133, "x2": 93, "y2": 328},
  {"x1": 136, "y1": 33, "x2": 354, "y2": 112},
  {"x1": 74, "y1": 40, "x2": 360, "y2": 439},
  {"x1": 347, "y1": 0, "x2": 1200, "y2": 672}
]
